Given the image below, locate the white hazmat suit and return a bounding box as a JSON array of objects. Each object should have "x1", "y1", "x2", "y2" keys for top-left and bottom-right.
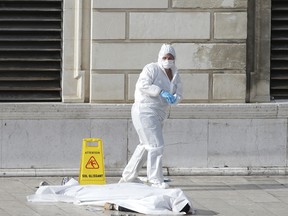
[{"x1": 121, "y1": 44, "x2": 183, "y2": 188}]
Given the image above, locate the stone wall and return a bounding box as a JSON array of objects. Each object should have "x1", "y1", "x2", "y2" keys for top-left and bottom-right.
[
  {"x1": 0, "y1": 103, "x2": 287, "y2": 176},
  {"x1": 89, "y1": 0, "x2": 248, "y2": 103}
]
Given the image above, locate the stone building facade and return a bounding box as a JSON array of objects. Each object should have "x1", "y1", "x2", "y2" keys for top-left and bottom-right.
[
  {"x1": 1, "y1": 0, "x2": 288, "y2": 176},
  {"x1": 63, "y1": 0, "x2": 249, "y2": 103}
]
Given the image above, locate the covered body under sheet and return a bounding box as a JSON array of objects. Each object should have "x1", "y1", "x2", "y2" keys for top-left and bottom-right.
[{"x1": 27, "y1": 179, "x2": 194, "y2": 215}]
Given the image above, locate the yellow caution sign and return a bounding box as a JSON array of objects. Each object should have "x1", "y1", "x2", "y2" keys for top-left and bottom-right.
[{"x1": 79, "y1": 138, "x2": 106, "y2": 185}]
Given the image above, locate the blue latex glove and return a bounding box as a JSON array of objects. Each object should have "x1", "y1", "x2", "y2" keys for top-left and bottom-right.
[{"x1": 160, "y1": 90, "x2": 176, "y2": 104}]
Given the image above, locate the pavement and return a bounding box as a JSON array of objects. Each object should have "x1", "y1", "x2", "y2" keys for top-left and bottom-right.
[{"x1": 1, "y1": 175, "x2": 288, "y2": 216}]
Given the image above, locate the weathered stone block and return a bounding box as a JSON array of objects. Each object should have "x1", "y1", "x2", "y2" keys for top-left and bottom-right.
[
  {"x1": 208, "y1": 119, "x2": 287, "y2": 167},
  {"x1": 1, "y1": 119, "x2": 128, "y2": 168},
  {"x1": 214, "y1": 12, "x2": 247, "y2": 39},
  {"x1": 92, "y1": 43, "x2": 246, "y2": 71},
  {"x1": 129, "y1": 12, "x2": 210, "y2": 39},
  {"x1": 128, "y1": 74, "x2": 139, "y2": 101},
  {"x1": 93, "y1": 0, "x2": 168, "y2": 8},
  {"x1": 163, "y1": 119, "x2": 209, "y2": 167},
  {"x1": 174, "y1": 43, "x2": 246, "y2": 70},
  {"x1": 92, "y1": 43, "x2": 160, "y2": 70},
  {"x1": 90, "y1": 74, "x2": 125, "y2": 101},
  {"x1": 213, "y1": 74, "x2": 246, "y2": 100},
  {"x1": 181, "y1": 73, "x2": 209, "y2": 100},
  {"x1": 172, "y1": 0, "x2": 247, "y2": 8},
  {"x1": 92, "y1": 12, "x2": 125, "y2": 39},
  {"x1": 1, "y1": 119, "x2": 90, "y2": 168}
]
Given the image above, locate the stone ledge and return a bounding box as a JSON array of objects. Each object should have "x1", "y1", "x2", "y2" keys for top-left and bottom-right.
[
  {"x1": 168, "y1": 167, "x2": 288, "y2": 176},
  {"x1": 1, "y1": 167, "x2": 287, "y2": 177},
  {"x1": 170, "y1": 103, "x2": 279, "y2": 119},
  {"x1": 0, "y1": 103, "x2": 287, "y2": 120},
  {"x1": 0, "y1": 103, "x2": 131, "y2": 120}
]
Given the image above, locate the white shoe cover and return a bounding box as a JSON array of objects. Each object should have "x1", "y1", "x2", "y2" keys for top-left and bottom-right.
[
  {"x1": 119, "y1": 177, "x2": 144, "y2": 184},
  {"x1": 151, "y1": 182, "x2": 169, "y2": 189}
]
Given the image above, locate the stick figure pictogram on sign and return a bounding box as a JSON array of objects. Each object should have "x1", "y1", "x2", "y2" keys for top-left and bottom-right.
[{"x1": 85, "y1": 156, "x2": 100, "y2": 169}]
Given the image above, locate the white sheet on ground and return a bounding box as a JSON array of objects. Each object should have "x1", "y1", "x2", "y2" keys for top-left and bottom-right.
[{"x1": 27, "y1": 178, "x2": 194, "y2": 215}]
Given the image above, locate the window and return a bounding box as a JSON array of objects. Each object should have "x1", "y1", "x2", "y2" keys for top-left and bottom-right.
[
  {"x1": 0, "y1": 0, "x2": 62, "y2": 102},
  {"x1": 271, "y1": 0, "x2": 288, "y2": 99}
]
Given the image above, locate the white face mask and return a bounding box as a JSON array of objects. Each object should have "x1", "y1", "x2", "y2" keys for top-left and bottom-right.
[{"x1": 162, "y1": 60, "x2": 174, "y2": 69}]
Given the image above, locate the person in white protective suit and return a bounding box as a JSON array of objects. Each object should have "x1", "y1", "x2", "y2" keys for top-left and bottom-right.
[{"x1": 120, "y1": 44, "x2": 183, "y2": 189}]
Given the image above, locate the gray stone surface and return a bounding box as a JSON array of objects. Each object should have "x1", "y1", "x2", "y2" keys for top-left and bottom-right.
[
  {"x1": 172, "y1": 0, "x2": 248, "y2": 8},
  {"x1": 248, "y1": 0, "x2": 271, "y2": 102},
  {"x1": 92, "y1": 12, "x2": 126, "y2": 39},
  {"x1": 208, "y1": 119, "x2": 287, "y2": 167},
  {"x1": 129, "y1": 12, "x2": 210, "y2": 39},
  {"x1": 163, "y1": 119, "x2": 209, "y2": 168},
  {"x1": 91, "y1": 119, "x2": 128, "y2": 168},
  {"x1": 2, "y1": 176, "x2": 288, "y2": 216},
  {"x1": 1, "y1": 103, "x2": 288, "y2": 171},
  {"x1": 1, "y1": 120, "x2": 90, "y2": 168},
  {"x1": 174, "y1": 43, "x2": 246, "y2": 70},
  {"x1": 90, "y1": 74, "x2": 125, "y2": 101},
  {"x1": 93, "y1": 0, "x2": 168, "y2": 8},
  {"x1": 89, "y1": 1, "x2": 249, "y2": 103},
  {"x1": 0, "y1": 118, "x2": 128, "y2": 169},
  {"x1": 214, "y1": 12, "x2": 247, "y2": 39},
  {"x1": 213, "y1": 74, "x2": 246, "y2": 101},
  {"x1": 181, "y1": 74, "x2": 209, "y2": 100}
]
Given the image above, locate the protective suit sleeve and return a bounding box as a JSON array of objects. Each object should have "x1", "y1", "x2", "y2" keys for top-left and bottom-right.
[{"x1": 136, "y1": 65, "x2": 162, "y2": 97}]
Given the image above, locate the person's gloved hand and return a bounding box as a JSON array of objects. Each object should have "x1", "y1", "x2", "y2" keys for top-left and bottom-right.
[{"x1": 160, "y1": 90, "x2": 176, "y2": 104}]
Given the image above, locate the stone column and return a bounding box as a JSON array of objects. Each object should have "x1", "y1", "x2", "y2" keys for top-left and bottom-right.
[
  {"x1": 62, "y1": 0, "x2": 85, "y2": 102},
  {"x1": 248, "y1": 0, "x2": 271, "y2": 102}
]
